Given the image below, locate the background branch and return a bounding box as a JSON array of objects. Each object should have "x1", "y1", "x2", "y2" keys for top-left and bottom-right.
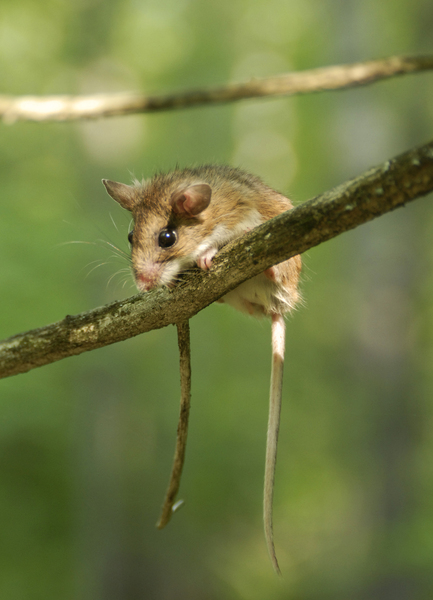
[
  {"x1": 1, "y1": 55, "x2": 432, "y2": 123},
  {"x1": 1, "y1": 138, "x2": 432, "y2": 379}
]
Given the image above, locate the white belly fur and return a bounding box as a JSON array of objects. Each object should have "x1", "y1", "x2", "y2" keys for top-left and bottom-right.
[{"x1": 221, "y1": 272, "x2": 279, "y2": 317}]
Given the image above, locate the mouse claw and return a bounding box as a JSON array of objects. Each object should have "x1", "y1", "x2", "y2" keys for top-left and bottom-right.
[
  {"x1": 197, "y1": 247, "x2": 218, "y2": 270},
  {"x1": 264, "y1": 266, "x2": 276, "y2": 281},
  {"x1": 197, "y1": 257, "x2": 212, "y2": 270}
]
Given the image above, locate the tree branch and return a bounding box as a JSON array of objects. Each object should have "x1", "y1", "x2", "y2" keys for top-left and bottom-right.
[
  {"x1": 1, "y1": 55, "x2": 432, "y2": 123},
  {"x1": 1, "y1": 138, "x2": 432, "y2": 379}
]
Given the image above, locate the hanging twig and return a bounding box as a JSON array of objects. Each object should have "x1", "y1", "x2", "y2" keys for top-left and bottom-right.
[{"x1": 156, "y1": 320, "x2": 192, "y2": 529}]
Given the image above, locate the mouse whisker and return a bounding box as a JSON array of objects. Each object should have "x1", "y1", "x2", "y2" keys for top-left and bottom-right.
[
  {"x1": 121, "y1": 277, "x2": 135, "y2": 290},
  {"x1": 106, "y1": 268, "x2": 131, "y2": 289},
  {"x1": 60, "y1": 239, "x2": 129, "y2": 264},
  {"x1": 109, "y1": 211, "x2": 120, "y2": 232},
  {"x1": 95, "y1": 238, "x2": 130, "y2": 261},
  {"x1": 57, "y1": 240, "x2": 98, "y2": 247},
  {"x1": 83, "y1": 261, "x2": 113, "y2": 279}
]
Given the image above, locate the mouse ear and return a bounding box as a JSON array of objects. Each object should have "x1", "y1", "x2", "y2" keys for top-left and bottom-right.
[
  {"x1": 102, "y1": 179, "x2": 137, "y2": 212},
  {"x1": 171, "y1": 183, "x2": 212, "y2": 217}
]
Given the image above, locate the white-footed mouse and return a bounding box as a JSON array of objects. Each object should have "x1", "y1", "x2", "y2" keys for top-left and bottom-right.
[{"x1": 103, "y1": 165, "x2": 301, "y2": 574}]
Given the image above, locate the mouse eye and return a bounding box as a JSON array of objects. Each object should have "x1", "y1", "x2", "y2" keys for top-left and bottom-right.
[
  {"x1": 128, "y1": 230, "x2": 134, "y2": 245},
  {"x1": 158, "y1": 228, "x2": 177, "y2": 249}
]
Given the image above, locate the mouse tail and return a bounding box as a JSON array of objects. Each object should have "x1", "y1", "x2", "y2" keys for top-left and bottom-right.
[{"x1": 264, "y1": 312, "x2": 285, "y2": 575}]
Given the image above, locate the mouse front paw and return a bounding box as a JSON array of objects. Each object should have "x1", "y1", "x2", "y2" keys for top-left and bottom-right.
[{"x1": 196, "y1": 247, "x2": 218, "y2": 270}]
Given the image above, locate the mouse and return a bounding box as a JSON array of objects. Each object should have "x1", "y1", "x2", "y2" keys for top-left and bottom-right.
[{"x1": 102, "y1": 165, "x2": 302, "y2": 574}]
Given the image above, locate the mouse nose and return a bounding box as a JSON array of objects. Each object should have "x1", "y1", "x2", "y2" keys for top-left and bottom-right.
[{"x1": 136, "y1": 270, "x2": 159, "y2": 291}]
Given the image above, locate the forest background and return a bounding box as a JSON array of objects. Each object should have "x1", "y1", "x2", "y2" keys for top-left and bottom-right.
[{"x1": 1, "y1": 0, "x2": 433, "y2": 598}]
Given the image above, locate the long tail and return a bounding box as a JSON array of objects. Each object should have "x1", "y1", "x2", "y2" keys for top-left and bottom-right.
[{"x1": 264, "y1": 313, "x2": 285, "y2": 575}]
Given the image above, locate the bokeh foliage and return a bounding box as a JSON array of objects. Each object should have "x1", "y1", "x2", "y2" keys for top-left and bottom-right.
[{"x1": 1, "y1": 0, "x2": 433, "y2": 598}]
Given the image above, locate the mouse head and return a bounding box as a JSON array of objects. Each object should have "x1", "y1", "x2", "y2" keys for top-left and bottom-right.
[{"x1": 103, "y1": 177, "x2": 212, "y2": 291}]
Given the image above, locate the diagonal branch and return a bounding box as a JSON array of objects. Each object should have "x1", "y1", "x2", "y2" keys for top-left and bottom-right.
[
  {"x1": 1, "y1": 55, "x2": 432, "y2": 123},
  {"x1": 0, "y1": 138, "x2": 432, "y2": 379}
]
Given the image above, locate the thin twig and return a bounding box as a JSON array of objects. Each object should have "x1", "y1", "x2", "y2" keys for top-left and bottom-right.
[
  {"x1": 1, "y1": 55, "x2": 432, "y2": 123},
  {"x1": 156, "y1": 320, "x2": 192, "y2": 529},
  {"x1": 0, "y1": 138, "x2": 433, "y2": 379}
]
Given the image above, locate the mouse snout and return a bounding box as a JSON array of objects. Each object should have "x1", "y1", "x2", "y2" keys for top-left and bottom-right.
[{"x1": 134, "y1": 267, "x2": 161, "y2": 291}]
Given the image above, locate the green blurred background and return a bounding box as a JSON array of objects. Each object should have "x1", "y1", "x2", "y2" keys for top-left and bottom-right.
[{"x1": 1, "y1": 0, "x2": 433, "y2": 598}]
